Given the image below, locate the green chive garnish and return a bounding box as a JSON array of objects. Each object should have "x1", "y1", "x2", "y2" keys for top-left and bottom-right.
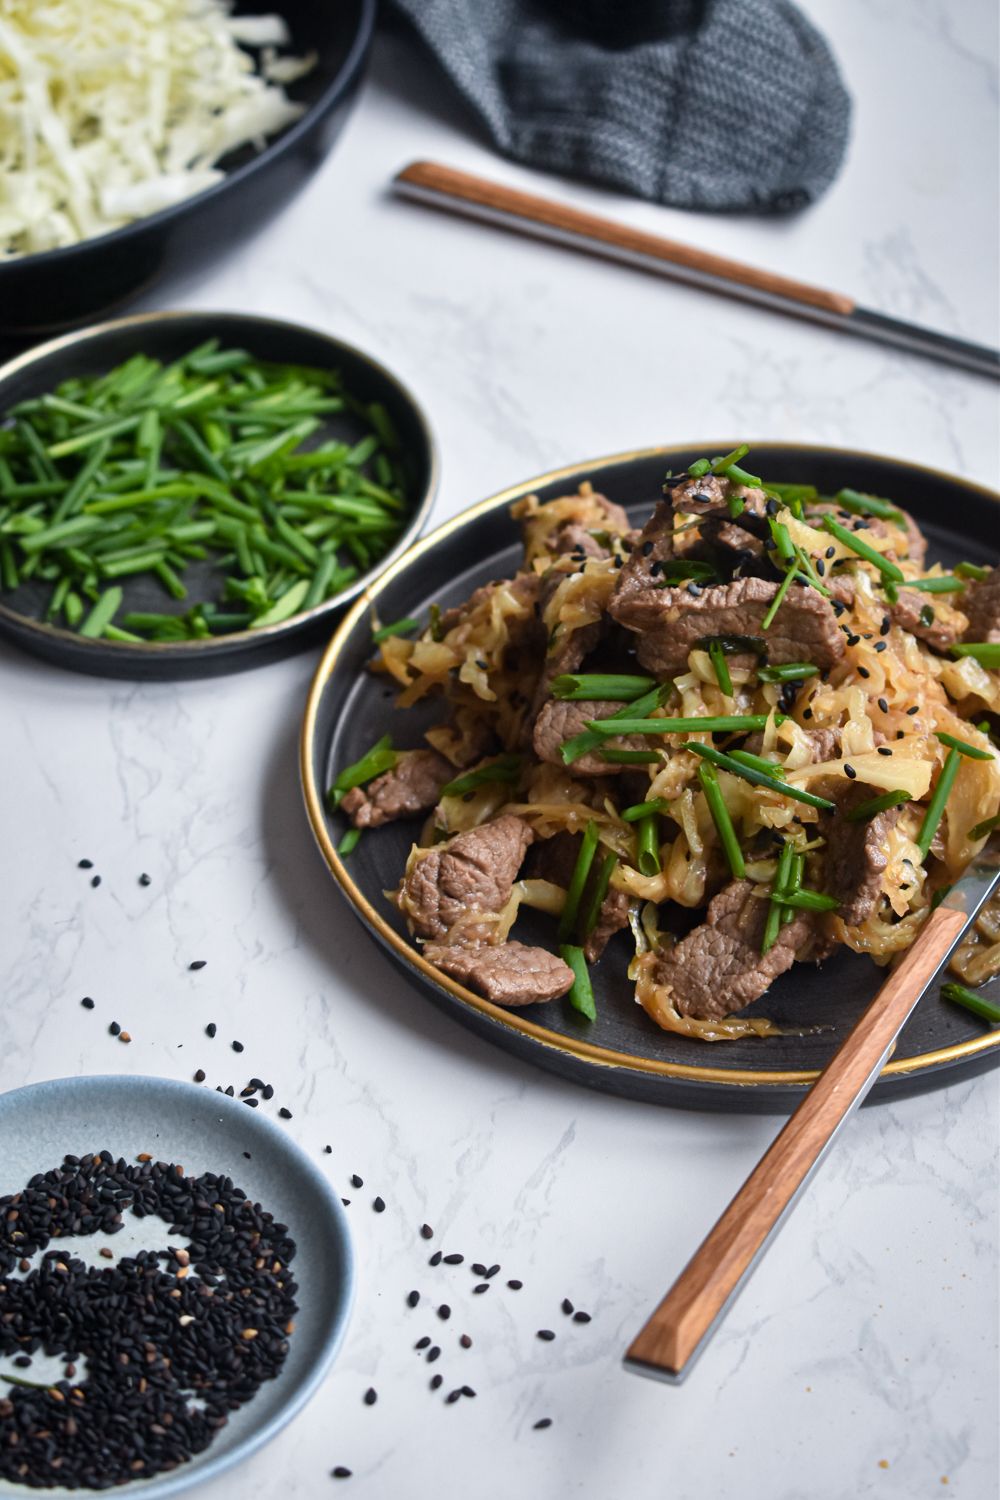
[
  {"x1": 439, "y1": 754, "x2": 522, "y2": 798},
  {"x1": 560, "y1": 944, "x2": 596, "y2": 1021},
  {"x1": 954, "y1": 562, "x2": 990, "y2": 582},
  {"x1": 770, "y1": 520, "x2": 795, "y2": 562},
  {"x1": 821, "y1": 515, "x2": 904, "y2": 582},
  {"x1": 558, "y1": 821, "x2": 600, "y2": 942},
  {"x1": 968, "y1": 813, "x2": 1000, "y2": 841},
  {"x1": 711, "y1": 444, "x2": 750, "y2": 473},
  {"x1": 916, "y1": 747, "x2": 962, "y2": 860},
  {"x1": 656, "y1": 560, "x2": 719, "y2": 585},
  {"x1": 328, "y1": 734, "x2": 397, "y2": 810},
  {"x1": 727, "y1": 748, "x2": 787, "y2": 778},
  {"x1": 599, "y1": 749, "x2": 661, "y2": 765},
  {"x1": 550, "y1": 673, "x2": 657, "y2": 702},
  {"x1": 338, "y1": 827, "x2": 362, "y2": 857},
  {"x1": 634, "y1": 816, "x2": 661, "y2": 877},
  {"x1": 950, "y1": 642, "x2": 1000, "y2": 669},
  {"x1": 757, "y1": 662, "x2": 819, "y2": 683},
  {"x1": 771, "y1": 889, "x2": 840, "y2": 913},
  {"x1": 372, "y1": 616, "x2": 419, "y2": 644},
  {"x1": 906, "y1": 576, "x2": 965, "y2": 593},
  {"x1": 697, "y1": 762, "x2": 745, "y2": 879},
  {"x1": 587, "y1": 713, "x2": 781, "y2": 737},
  {"x1": 560, "y1": 684, "x2": 671, "y2": 765},
  {"x1": 687, "y1": 458, "x2": 712, "y2": 478},
  {"x1": 833, "y1": 488, "x2": 905, "y2": 524},
  {"x1": 708, "y1": 640, "x2": 734, "y2": 696},
  {"x1": 940, "y1": 981, "x2": 1000, "y2": 1025},
  {"x1": 683, "y1": 742, "x2": 836, "y2": 811},
  {"x1": 843, "y1": 790, "x2": 912, "y2": 821},
  {"x1": 761, "y1": 564, "x2": 797, "y2": 630},
  {"x1": 621, "y1": 799, "x2": 672, "y2": 823},
  {"x1": 762, "y1": 841, "x2": 795, "y2": 953},
  {"x1": 78, "y1": 586, "x2": 123, "y2": 639},
  {"x1": 579, "y1": 851, "x2": 619, "y2": 936},
  {"x1": 936, "y1": 731, "x2": 994, "y2": 762}
]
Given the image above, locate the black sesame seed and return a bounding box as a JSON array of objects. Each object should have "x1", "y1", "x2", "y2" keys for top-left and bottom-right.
[
  {"x1": 846, "y1": 633, "x2": 861, "y2": 647},
  {"x1": 907, "y1": 705, "x2": 919, "y2": 715},
  {"x1": 262, "y1": 1084, "x2": 274, "y2": 1100},
  {"x1": 278, "y1": 1108, "x2": 292, "y2": 1120},
  {"x1": 533, "y1": 1418, "x2": 552, "y2": 1430},
  {"x1": 243, "y1": 1097, "x2": 258, "y2": 1107},
  {"x1": 415, "y1": 1337, "x2": 431, "y2": 1350},
  {"x1": 90, "y1": 875, "x2": 101, "y2": 887},
  {"x1": 473, "y1": 1283, "x2": 489, "y2": 1294},
  {"x1": 205, "y1": 1023, "x2": 217, "y2": 1038},
  {"x1": 537, "y1": 1329, "x2": 556, "y2": 1342},
  {"x1": 364, "y1": 1387, "x2": 377, "y2": 1406},
  {"x1": 351, "y1": 1174, "x2": 363, "y2": 1189},
  {"x1": 342, "y1": 1198, "x2": 350, "y2": 1206},
  {"x1": 138, "y1": 873, "x2": 151, "y2": 886},
  {"x1": 430, "y1": 1373, "x2": 443, "y2": 1390},
  {"x1": 332, "y1": 1468, "x2": 352, "y2": 1479},
  {"x1": 429, "y1": 1251, "x2": 442, "y2": 1266},
  {"x1": 225, "y1": 1085, "x2": 235, "y2": 1097},
  {"x1": 427, "y1": 1346, "x2": 441, "y2": 1363},
  {"x1": 108, "y1": 1022, "x2": 120, "y2": 1037},
  {"x1": 324, "y1": 1145, "x2": 332, "y2": 1154},
  {"x1": 231, "y1": 1040, "x2": 244, "y2": 1053},
  {"x1": 461, "y1": 1385, "x2": 476, "y2": 1399},
  {"x1": 816, "y1": 559, "x2": 826, "y2": 577},
  {"x1": 438, "y1": 1304, "x2": 451, "y2": 1320},
  {"x1": 825, "y1": 546, "x2": 836, "y2": 559},
  {"x1": 880, "y1": 615, "x2": 891, "y2": 635},
  {"x1": 459, "y1": 1334, "x2": 472, "y2": 1349},
  {"x1": 80, "y1": 997, "x2": 95, "y2": 1010},
  {"x1": 878, "y1": 697, "x2": 889, "y2": 713},
  {"x1": 471, "y1": 1262, "x2": 486, "y2": 1275},
  {"x1": 189, "y1": 960, "x2": 206, "y2": 971},
  {"x1": 844, "y1": 764, "x2": 857, "y2": 779},
  {"x1": 803, "y1": 707, "x2": 813, "y2": 720},
  {"x1": 873, "y1": 640, "x2": 887, "y2": 653},
  {"x1": 193, "y1": 1069, "x2": 206, "y2": 1084},
  {"x1": 896, "y1": 729, "x2": 905, "y2": 739},
  {"x1": 506, "y1": 1279, "x2": 522, "y2": 1290},
  {"x1": 561, "y1": 1298, "x2": 574, "y2": 1316},
  {"x1": 446, "y1": 1389, "x2": 462, "y2": 1404},
  {"x1": 373, "y1": 1197, "x2": 385, "y2": 1214},
  {"x1": 443, "y1": 1253, "x2": 464, "y2": 1265},
  {"x1": 484, "y1": 1264, "x2": 500, "y2": 1279},
  {"x1": 877, "y1": 747, "x2": 893, "y2": 756},
  {"x1": 407, "y1": 1291, "x2": 420, "y2": 1308},
  {"x1": 858, "y1": 666, "x2": 870, "y2": 679},
  {"x1": 573, "y1": 1311, "x2": 592, "y2": 1324},
  {"x1": 419, "y1": 1223, "x2": 434, "y2": 1240},
  {"x1": 77, "y1": 858, "x2": 93, "y2": 869}
]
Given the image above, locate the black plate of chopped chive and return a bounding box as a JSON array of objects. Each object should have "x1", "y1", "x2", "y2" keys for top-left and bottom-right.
[
  {"x1": 302, "y1": 443, "x2": 1000, "y2": 1113},
  {"x1": 0, "y1": 312, "x2": 437, "y2": 678},
  {"x1": 0, "y1": 1074, "x2": 354, "y2": 1495}
]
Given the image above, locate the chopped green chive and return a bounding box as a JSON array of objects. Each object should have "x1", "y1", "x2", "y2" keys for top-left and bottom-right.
[
  {"x1": 950, "y1": 642, "x2": 1000, "y2": 669},
  {"x1": 599, "y1": 749, "x2": 662, "y2": 765},
  {"x1": 757, "y1": 662, "x2": 819, "y2": 683},
  {"x1": 621, "y1": 799, "x2": 672, "y2": 823},
  {"x1": 439, "y1": 755, "x2": 522, "y2": 798},
  {"x1": 833, "y1": 488, "x2": 905, "y2": 525},
  {"x1": 936, "y1": 731, "x2": 994, "y2": 762},
  {"x1": 372, "y1": 616, "x2": 419, "y2": 644},
  {"x1": 916, "y1": 747, "x2": 962, "y2": 860},
  {"x1": 560, "y1": 945, "x2": 596, "y2": 1021},
  {"x1": 697, "y1": 762, "x2": 745, "y2": 879},
  {"x1": 587, "y1": 713, "x2": 781, "y2": 737},
  {"x1": 771, "y1": 889, "x2": 840, "y2": 913},
  {"x1": 727, "y1": 748, "x2": 787, "y2": 778},
  {"x1": 762, "y1": 841, "x2": 795, "y2": 953},
  {"x1": 656, "y1": 560, "x2": 719, "y2": 586},
  {"x1": 708, "y1": 640, "x2": 734, "y2": 696},
  {"x1": 711, "y1": 444, "x2": 750, "y2": 473},
  {"x1": 338, "y1": 827, "x2": 362, "y2": 858},
  {"x1": 634, "y1": 816, "x2": 661, "y2": 878},
  {"x1": 906, "y1": 576, "x2": 965, "y2": 593},
  {"x1": 558, "y1": 821, "x2": 600, "y2": 943},
  {"x1": 560, "y1": 684, "x2": 671, "y2": 765},
  {"x1": 683, "y1": 742, "x2": 835, "y2": 811},
  {"x1": 686, "y1": 458, "x2": 712, "y2": 478},
  {"x1": 761, "y1": 563, "x2": 797, "y2": 630},
  {"x1": 843, "y1": 789, "x2": 912, "y2": 821},
  {"x1": 78, "y1": 586, "x2": 123, "y2": 639},
  {"x1": 940, "y1": 981, "x2": 1000, "y2": 1026},
  {"x1": 579, "y1": 851, "x2": 619, "y2": 936},
  {"x1": 550, "y1": 673, "x2": 657, "y2": 701},
  {"x1": 968, "y1": 813, "x2": 1000, "y2": 841},
  {"x1": 820, "y1": 515, "x2": 904, "y2": 582},
  {"x1": 954, "y1": 562, "x2": 990, "y2": 582},
  {"x1": 328, "y1": 734, "x2": 397, "y2": 810}
]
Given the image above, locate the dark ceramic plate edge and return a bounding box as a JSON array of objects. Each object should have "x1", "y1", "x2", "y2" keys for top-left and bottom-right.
[{"x1": 301, "y1": 444, "x2": 1000, "y2": 1114}]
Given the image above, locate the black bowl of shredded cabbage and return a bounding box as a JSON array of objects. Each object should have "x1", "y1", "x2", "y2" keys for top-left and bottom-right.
[{"x1": 0, "y1": 0, "x2": 375, "y2": 337}]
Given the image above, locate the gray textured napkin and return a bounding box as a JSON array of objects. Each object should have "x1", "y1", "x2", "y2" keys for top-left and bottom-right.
[{"x1": 384, "y1": 0, "x2": 851, "y2": 213}]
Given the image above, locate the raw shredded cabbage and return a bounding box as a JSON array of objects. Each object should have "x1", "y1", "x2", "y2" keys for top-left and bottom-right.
[{"x1": 0, "y1": 0, "x2": 312, "y2": 257}]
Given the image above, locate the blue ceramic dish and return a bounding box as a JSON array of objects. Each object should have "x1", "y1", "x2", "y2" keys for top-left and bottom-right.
[{"x1": 0, "y1": 1074, "x2": 354, "y2": 1497}]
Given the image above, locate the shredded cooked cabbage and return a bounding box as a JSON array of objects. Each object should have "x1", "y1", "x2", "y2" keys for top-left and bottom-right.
[{"x1": 0, "y1": 0, "x2": 312, "y2": 257}]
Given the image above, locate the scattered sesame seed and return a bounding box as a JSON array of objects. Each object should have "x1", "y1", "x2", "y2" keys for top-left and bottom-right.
[
  {"x1": 484, "y1": 1264, "x2": 500, "y2": 1279},
  {"x1": 533, "y1": 1418, "x2": 552, "y2": 1430},
  {"x1": 459, "y1": 1334, "x2": 472, "y2": 1349},
  {"x1": 430, "y1": 1374, "x2": 443, "y2": 1390},
  {"x1": 189, "y1": 960, "x2": 206, "y2": 971},
  {"x1": 427, "y1": 1346, "x2": 441, "y2": 1363},
  {"x1": 537, "y1": 1329, "x2": 556, "y2": 1342},
  {"x1": 407, "y1": 1290, "x2": 420, "y2": 1308},
  {"x1": 351, "y1": 1174, "x2": 363, "y2": 1189},
  {"x1": 429, "y1": 1251, "x2": 442, "y2": 1267},
  {"x1": 80, "y1": 997, "x2": 95, "y2": 1010},
  {"x1": 77, "y1": 859, "x2": 93, "y2": 869},
  {"x1": 445, "y1": 1389, "x2": 462, "y2": 1404},
  {"x1": 907, "y1": 705, "x2": 919, "y2": 715},
  {"x1": 324, "y1": 1145, "x2": 332, "y2": 1154},
  {"x1": 878, "y1": 698, "x2": 889, "y2": 713},
  {"x1": 415, "y1": 1337, "x2": 431, "y2": 1350},
  {"x1": 844, "y1": 764, "x2": 857, "y2": 779},
  {"x1": 561, "y1": 1298, "x2": 574, "y2": 1316},
  {"x1": 858, "y1": 666, "x2": 870, "y2": 679},
  {"x1": 877, "y1": 747, "x2": 893, "y2": 757},
  {"x1": 573, "y1": 1311, "x2": 592, "y2": 1324},
  {"x1": 419, "y1": 1223, "x2": 434, "y2": 1240},
  {"x1": 438, "y1": 1305, "x2": 451, "y2": 1321},
  {"x1": 471, "y1": 1262, "x2": 486, "y2": 1276},
  {"x1": 373, "y1": 1197, "x2": 385, "y2": 1214},
  {"x1": 461, "y1": 1386, "x2": 476, "y2": 1399},
  {"x1": 205, "y1": 1023, "x2": 217, "y2": 1038},
  {"x1": 118, "y1": 1031, "x2": 131, "y2": 1044},
  {"x1": 138, "y1": 873, "x2": 151, "y2": 887},
  {"x1": 363, "y1": 1388, "x2": 377, "y2": 1406},
  {"x1": 91, "y1": 875, "x2": 101, "y2": 888},
  {"x1": 331, "y1": 1467, "x2": 352, "y2": 1479},
  {"x1": 873, "y1": 640, "x2": 887, "y2": 652},
  {"x1": 473, "y1": 1283, "x2": 490, "y2": 1294},
  {"x1": 443, "y1": 1253, "x2": 464, "y2": 1265},
  {"x1": 108, "y1": 1022, "x2": 120, "y2": 1037},
  {"x1": 231, "y1": 1041, "x2": 244, "y2": 1053},
  {"x1": 193, "y1": 1070, "x2": 206, "y2": 1084},
  {"x1": 507, "y1": 1279, "x2": 523, "y2": 1290},
  {"x1": 278, "y1": 1108, "x2": 292, "y2": 1120}
]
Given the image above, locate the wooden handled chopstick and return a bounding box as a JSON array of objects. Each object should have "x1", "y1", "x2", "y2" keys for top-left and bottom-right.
[
  {"x1": 624, "y1": 843, "x2": 1000, "y2": 1384},
  {"x1": 393, "y1": 161, "x2": 1000, "y2": 381}
]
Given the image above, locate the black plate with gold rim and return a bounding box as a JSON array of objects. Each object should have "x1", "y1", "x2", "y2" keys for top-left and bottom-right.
[
  {"x1": 0, "y1": 311, "x2": 437, "y2": 679},
  {"x1": 301, "y1": 445, "x2": 1000, "y2": 1112}
]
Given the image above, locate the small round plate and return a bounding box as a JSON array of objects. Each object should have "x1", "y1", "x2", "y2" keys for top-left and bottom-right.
[
  {"x1": 301, "y1": 443, "x2": 1000, "y2": 1114},
  {"x1": 0, "y1": 1075, "x2": 354, "y2": 1497},
  {"x1": 0, "y1": 311, "x2": 438, "y2": 679}
]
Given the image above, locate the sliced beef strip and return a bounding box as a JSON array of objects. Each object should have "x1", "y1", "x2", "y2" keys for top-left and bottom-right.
[
  {"x1": 342, "y1": 748, "x2": 455, "y2": 830},
  {"x1": 610, "y1": 574, "x2": 845, "y2": 675},
  {"x1": 648, "y1": 879, "x2": 815, "y2": 1020},
  {"x1": 527, "y1": 831, "x2": 631, "y2": 960},
  {"x1": 532, "y1": 698, "x2": 652, "y2": 776},
  {"x1": 400, "y1": 814, "x2": 534, "y2": 940},
  {"x1": 962, "y1": 568, "x2": 1000, "y2": 643},
  {"x1": 611, "y1": 499, "x2": 677, "y2": 614},
  {"x1": 541, "y1": 494, "x2": 631, "y2": 559},
  {"x1": 665, "y1": 474, "x2": 768, "y2": 522},
  {"x1": 824, "y1": 783, "x2": 902, "y2": 926},
  {"x1": 889, "y1": 588, "x2": 967, "y2": 654},
  {"x1": 423, "y1": 940, "x2": 574, "y2": 1005}
]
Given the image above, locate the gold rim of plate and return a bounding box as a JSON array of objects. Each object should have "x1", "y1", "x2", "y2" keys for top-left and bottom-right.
[
  {"x1": 300, "y1": 441, "x2": 1000, "y2": 1090},
  {"x1": 0, "y1": 310, "x2": 440, "y2": 654}
]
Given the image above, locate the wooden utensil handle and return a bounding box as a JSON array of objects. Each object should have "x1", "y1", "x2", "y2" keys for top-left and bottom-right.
[
  {"x1": 395, "y1": 161, "x2": 856, "y2": 318},
  {"x1": 625, "y1": 903, "x2": 968, "y2": 1380}
]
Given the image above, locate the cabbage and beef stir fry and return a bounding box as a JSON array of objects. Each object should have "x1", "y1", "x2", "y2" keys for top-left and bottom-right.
[{"x1": 331, "y1": 448, "x2": 1000, "y2": 1040}]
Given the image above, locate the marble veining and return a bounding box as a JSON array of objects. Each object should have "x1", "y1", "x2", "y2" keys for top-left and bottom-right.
[{"x1": 1, "y1": 1, "x2": 998, "y2": 1496}]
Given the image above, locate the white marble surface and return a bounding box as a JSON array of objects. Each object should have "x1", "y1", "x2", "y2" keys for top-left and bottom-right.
[{"x1": 2, "y1": 1, "x2": 999, "y2": 1496}]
